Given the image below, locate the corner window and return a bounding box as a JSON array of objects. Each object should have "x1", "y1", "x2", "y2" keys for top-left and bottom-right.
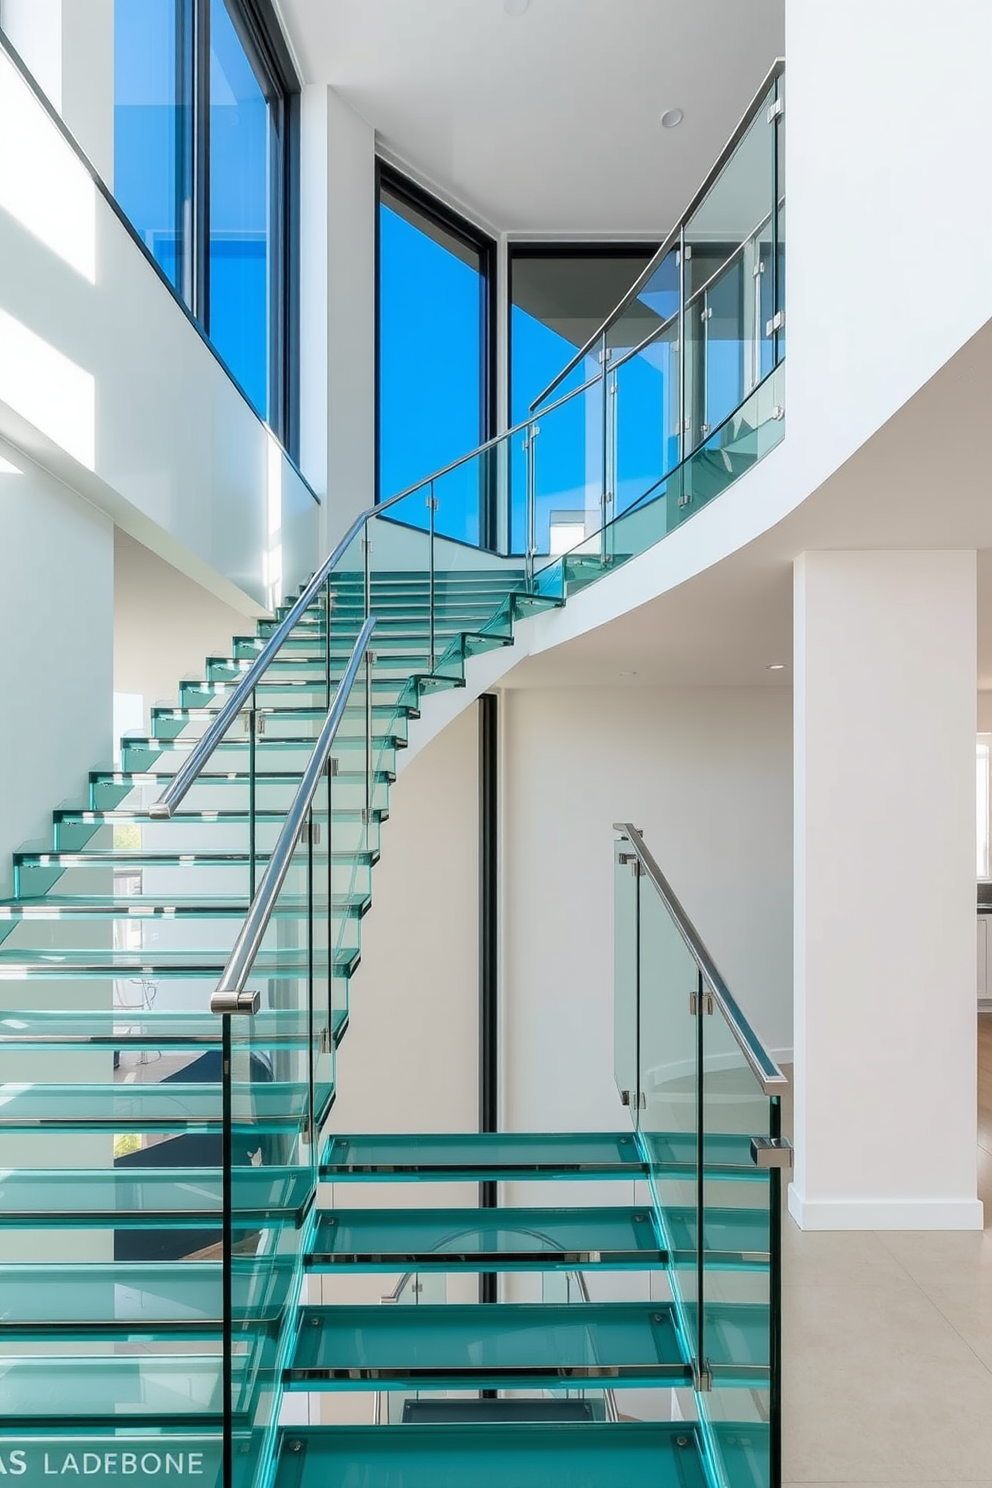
[
  {"x1": 508, "y1": 246, "x2": 656, "y2": 556},
  {"x1": 377, "y1": 169, "x2": 495, "y2": 547},
  {"x1": 113, "y1": 0, "x2": 190, "y2": 297},
  {"x1": 114, "y1": 0, "x2": 297, "y2": 446}
]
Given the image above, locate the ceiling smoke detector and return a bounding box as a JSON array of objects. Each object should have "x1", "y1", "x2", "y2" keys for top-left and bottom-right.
[
  {"x1": 504, "y1": 0, "x2": 531, "y2": 14},
  {"x1": 660, "y1": 107, "x2": 685, "y2": 129}
]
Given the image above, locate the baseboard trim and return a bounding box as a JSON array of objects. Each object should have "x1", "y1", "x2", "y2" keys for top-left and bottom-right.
[{"x1": 788, "y1": 1185, "x2": 985, "y2": 1231}]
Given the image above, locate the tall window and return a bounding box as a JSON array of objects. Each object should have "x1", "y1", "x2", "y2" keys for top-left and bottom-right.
[
  {"x1": 113, "y1": 0, "x2": 190, "y2": 297},
  {"x1": 114, "y1": 0, "x2": 297, "y2": 444},
  {"x1": 377, "y1": 169, "x2": 495, "y2": 546}
]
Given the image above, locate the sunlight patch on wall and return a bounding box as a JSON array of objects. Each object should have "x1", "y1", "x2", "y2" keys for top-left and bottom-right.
[
  {"x1": 0, "y1": 48, "x2": 97, "y2": 283},
  {"x1": 0, "y1": 309, "x2": 96, "y2": 469}
]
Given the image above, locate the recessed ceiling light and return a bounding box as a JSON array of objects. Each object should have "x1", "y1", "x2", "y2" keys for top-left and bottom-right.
[
  {"x1": 660, "y1": 107, "x2": 684, "y2": 129},
  {"x1": 504, "y1": 0, "x2": 530, "y2": 14},
  {"x1": 766, "y1": 663, "x2": 786, "y2": 671}
]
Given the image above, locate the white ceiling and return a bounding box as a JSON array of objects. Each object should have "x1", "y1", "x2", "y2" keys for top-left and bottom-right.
[{"x1": 276, "y1": 0, "x2": 785, "y2": 234}]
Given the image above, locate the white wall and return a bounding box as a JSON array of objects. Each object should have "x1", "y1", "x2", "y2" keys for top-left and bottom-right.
[
  {"x1": 325, "y1": 703, "x2": 480, "y2": 1140},
  {"x1": 783, "y1": 0, "x2": 992, "y2": 481},
  {"x1": 114, "y1": 530, "x2": 254, "y2": 733},
  {"x1": 0, "y1": 440, "x2": 113, "y2": 889},
  {"x1": 500, "y1": 684, "x2": 793, "y2": 1139},
  {"x1": 300, "y1": 83, "x2": 376, "y2": 537},
  {"x1": 1, "y1": 0, "x2": 115, "y2": 183},
  {"x1": 0, "y1": 37, "x2": 320, "y2": 611}
]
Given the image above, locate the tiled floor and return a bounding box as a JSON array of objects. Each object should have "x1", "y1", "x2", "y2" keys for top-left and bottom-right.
[{"x1": 782, "y1": 1014, "x2": 992, "y2": 1486}]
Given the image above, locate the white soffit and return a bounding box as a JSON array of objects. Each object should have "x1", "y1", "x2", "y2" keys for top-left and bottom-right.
[{"x1": 277, "y1": 0, "x2": 784, "y2": 234}]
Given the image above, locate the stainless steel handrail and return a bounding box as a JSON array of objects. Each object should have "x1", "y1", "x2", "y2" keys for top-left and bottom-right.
[
  {"x1": 614, "y1": 822, "x2": 787, "y2": 1093},
  {"x1": 530, "y1": 58, "x2": 785, "y2": 413},
  {"x1": 593, "y1": 202, "x2": 777, "y2": 387},
  {"x1": 149, "y1": 369, "x2": 604, "y2": 821},
  {"x1": 207, "y1": 618, "x2": 375, "y2": 1015}
]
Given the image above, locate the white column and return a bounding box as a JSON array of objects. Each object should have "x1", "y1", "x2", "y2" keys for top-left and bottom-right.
[
  {"x1": 792, "y1": 549, "x2": 981, "y2": 1230},
  {"x1": 299, "y1": 83, "x2": 375, "y2": 542},
  {"x1": 2, "y1": 0, "x2": 115, "y2": 185}
]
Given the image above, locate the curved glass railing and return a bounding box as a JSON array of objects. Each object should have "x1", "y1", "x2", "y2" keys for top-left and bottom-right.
[
  {"x1": 614, "y1": 823, "x2": 790, "y2": 1488},
  {"x1": 531, "y1": 62, "x2": 785, "y2": 414}
]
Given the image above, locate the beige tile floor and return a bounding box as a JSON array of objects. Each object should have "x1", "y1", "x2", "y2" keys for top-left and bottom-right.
[{"x1": 782, "y1": 1014, "x2": 992, "y2": 1485}]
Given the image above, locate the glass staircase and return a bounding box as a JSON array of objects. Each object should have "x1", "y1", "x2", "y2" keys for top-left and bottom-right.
[{"x1": 0, "y1": 60, "x2": 787, "y2": 1488}]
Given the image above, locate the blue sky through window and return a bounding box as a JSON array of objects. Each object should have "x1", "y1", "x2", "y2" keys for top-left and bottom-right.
[
  {"x1": 114, "y1": 0, "x2": 273, "y2": 420},
  {"x1": 377, "y1": 200, "x2": 485, "y2": 544}
]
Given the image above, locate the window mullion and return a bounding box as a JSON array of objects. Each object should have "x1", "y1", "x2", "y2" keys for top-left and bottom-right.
[{"x1": 193, "y1": 0, "x2": 211, "y2": 329}]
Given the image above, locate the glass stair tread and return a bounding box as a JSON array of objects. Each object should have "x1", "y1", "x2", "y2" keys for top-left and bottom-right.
[
  {"x1": 122, "y1": 736, "x2": 406, "y2": 759},
  {"x1": 664, "y1": 1204, "x2": 770, "y2": 1265},
  {"x1": 399, "y1": 1400, "x2": 604, "y2": 1424},
  {"x1": 273, "y1": 1422, "x2": 710, "y2": 1488},
  {"x1": 306, "y1": 1204, "x2": 667, "y2": 1270},
  {"x1": 0, "y1": 1080, "x2": 313, "y2": 1131},
  {"x1": 0, "y1": 1260, "x2": 297, "y2": 1330},
  {"x1": 0, "y1": 1354, "x2": 245, "y2": 1424},
  {"x1": 56, "y1": 808, "x2": 383, "y2": 825},
  {"x1": 320, "y1": 1131, "x2": 647, "y2": 1180},
  {"x1": 0, "y1": 1004, "x2": 348, "y2": 1050},
  {"x1": 0, "y1": 894, "x2": 370, "y2": 916},
  {"x1": 175, "y1": 677, "x2": 419, "y2": 697},
  {"x1": 89, "y1": 770, "x2": 393, "y2": 796},
  {"x1": 0, "y1": 946, "x2": 359, "y2": 977},
  {"x1": 14, "y1": 850, "x2": 375, "y2": 867},
  {"x1": 684, "y1": 1301, "x2": 771, "y2": 1376},
  {"x1": 0, "y1": 1165, "x2": 313, "y2": 1225},
  {"x1": 285, "y1": 1301, "x2": 690, "y2": 1389},
  {"x1": 643, "y1": 1130, "x2": 764, "y2": 1175},
  {"x1": 711, "y1": 1423, "x2": 771, "y2": 1488}
]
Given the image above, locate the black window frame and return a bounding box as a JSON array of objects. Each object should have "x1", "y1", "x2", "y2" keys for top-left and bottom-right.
[
  {"x1": 203, "y1": 0, "x2": 301, "y2": 454},
  {"x1": 0, "y1": 3, "x2": 305, "y2": 471},
  {"x1": 507, "y1": 241, "x2": 660, "y2": 418},
  {"x1": 189, "y1": 0, "x2": 300, "y2": 454},
  {"x1": 506, "y1": 241, "x2": 658, "y2": 556},
  {"x1": 375, "y1": 163, "x2": 498, "y2": 548}
]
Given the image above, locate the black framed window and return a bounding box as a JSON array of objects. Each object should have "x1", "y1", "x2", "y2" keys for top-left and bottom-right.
[
  {"x1": 376, "y1": 166, "x2": 496, "y2": 547},
  {"x1": 113, "y1": 0, "x2": 299, "y2": 449},
  {"x1": 509, "y1": 245, "x2": 657, "y2": 423},
  {"x1": 508, "y1": 244, "x2": 656, "y2": 555}
]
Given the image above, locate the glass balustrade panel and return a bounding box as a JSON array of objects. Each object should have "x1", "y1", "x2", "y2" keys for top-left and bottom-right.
[
  {"x1": 698, "y1": 996, "x2": 779, "y2": 1488},
  {"x1": 614, "y1": 839, "x2": 639, "y2": 1108},
  {"x1": 512, "y1": 353, "x2": 602, "y2": 553},
  {"x1": 530, "y1": 360, "x2": 607, "y2": 564},
  {"x1": 228, "y1": 812, "x2": 315, "y2": 1488},
  {"x1": 612, "y1": 314, "x2": 681, "y2": 520},
  {"x1": 545, "y1": 360, "x2": 786, "y2": 599},
  {"x1": 683, "y1": 85, "x2": 776, "y2": 451},
  {"x1": 430, "y1": 451, "x2": 524, "y2": 674},
  {"x1": 637, "y1": 880, "x2": 702, "y2": 1373},
  {"x1": 310, "y1": 775, "x2": 334, "y2": 1122}
]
